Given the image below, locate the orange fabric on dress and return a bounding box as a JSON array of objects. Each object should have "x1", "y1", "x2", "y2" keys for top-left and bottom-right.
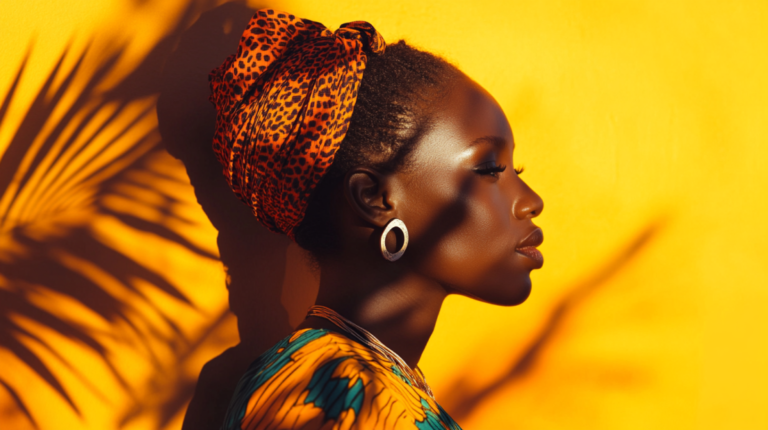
[{"x1": 209, "y1": 9, "x2": 385, "y2": 237}]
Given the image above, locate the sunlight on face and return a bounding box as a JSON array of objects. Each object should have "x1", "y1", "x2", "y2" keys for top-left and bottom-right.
[{"x1": 394, "y1": 74, "x2": 543, "y2": 306}]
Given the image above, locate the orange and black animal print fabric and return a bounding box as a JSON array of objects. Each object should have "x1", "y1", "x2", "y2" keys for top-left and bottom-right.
[
  {"x1": 209, "y1": 9, "x2": 385, "y2": 238},
  {"x1": 221, "y1": 329, "x2": 462, "y2": 430}
]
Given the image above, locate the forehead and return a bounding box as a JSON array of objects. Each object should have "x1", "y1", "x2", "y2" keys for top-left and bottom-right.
[{"x1": 419, "y1": 75, "x2": 514, "y2": 155}]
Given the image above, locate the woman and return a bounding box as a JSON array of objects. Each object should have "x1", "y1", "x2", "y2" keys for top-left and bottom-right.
[{"x1": 210, "y1": 9, "x2": 544, "y2": 430}]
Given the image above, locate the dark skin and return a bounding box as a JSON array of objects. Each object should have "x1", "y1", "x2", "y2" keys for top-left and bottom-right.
[{"x1": 296, "y1": 73, "x2": 544, "y2": 369}]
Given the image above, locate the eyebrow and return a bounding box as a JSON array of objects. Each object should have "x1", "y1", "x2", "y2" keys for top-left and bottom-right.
[{"x1": 469, "y1": 135, "x2": 512, "y2": 150}]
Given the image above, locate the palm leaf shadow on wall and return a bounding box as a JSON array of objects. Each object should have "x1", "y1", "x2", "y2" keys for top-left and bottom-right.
[{"x1": 0, "y1": 1, "x2": 289, "y2": 428}]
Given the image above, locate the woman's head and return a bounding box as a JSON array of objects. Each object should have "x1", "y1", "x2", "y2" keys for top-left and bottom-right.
[
  {"x1": 211, "y1": 10, "x2": 544, "y2": 306},
  {"x1": 299, "y1": 63, "x2": 544, "y2": 305}
]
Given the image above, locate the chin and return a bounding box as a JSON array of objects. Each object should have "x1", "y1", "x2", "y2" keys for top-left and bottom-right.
[
  {"x1": 457, "y1": 275, "x2": 533, "y2": 306},
  {"x1": 495, "y1": 279, "x2": 532, "y2": 306}
]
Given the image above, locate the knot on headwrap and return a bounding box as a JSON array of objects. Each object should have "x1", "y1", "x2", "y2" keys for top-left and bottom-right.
[{"x1": 209, "y1": 9, "x2": 385, "y2": 238}]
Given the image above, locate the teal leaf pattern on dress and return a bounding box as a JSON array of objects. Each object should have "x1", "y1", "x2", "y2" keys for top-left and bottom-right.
[
  {"x1": 304, "y1": 357, "x2": 365, "y2": 420},
  {"x1": 415, "y1": 398, "x2": 463, "y2": 430},
  {"x1": 391, "y1": 365, "x2": 413, "y2": 386}
]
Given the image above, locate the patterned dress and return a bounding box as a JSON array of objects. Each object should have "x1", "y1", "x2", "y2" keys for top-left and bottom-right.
[{"x1": 221, "y1": 328, "x2": 462, "y2": 430}]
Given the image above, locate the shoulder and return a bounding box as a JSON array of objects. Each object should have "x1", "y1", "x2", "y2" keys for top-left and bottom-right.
[{"x1": 221, "y1": 329, "x2": 444, "y2": 430}]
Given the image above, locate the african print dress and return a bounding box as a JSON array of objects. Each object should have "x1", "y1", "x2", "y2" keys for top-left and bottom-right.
[{"x1": 221, "y1": 328, "x2": 462, "y2": 430}]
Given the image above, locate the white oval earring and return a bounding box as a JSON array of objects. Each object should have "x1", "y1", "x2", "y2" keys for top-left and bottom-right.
[{"x1": 380, "y1": 218, "x2": 409, "y2": 262}]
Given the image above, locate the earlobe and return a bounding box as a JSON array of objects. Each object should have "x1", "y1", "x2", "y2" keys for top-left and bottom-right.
[{"x1": 344, "y1": 167, "x2": 394, "y2": 228}]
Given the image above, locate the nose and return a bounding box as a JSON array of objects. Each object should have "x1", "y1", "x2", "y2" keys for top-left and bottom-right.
[{"x1": 512, "y1": 180, "x2": 544, "y2": 220}]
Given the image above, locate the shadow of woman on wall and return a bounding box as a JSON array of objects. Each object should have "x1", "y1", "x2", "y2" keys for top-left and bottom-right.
[{"x1": 158, "y1": 3, "x2": 318, "y2": 429}]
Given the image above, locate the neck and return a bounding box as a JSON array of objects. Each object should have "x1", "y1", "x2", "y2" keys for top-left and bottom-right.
[{"x1": 296, "y1": 259, "x2": 447, "y2": 368}]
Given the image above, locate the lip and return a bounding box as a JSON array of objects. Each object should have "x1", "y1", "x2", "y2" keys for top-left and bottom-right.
[{"x1": 515, "y1": 227, "x2": 544, "y2": 267}]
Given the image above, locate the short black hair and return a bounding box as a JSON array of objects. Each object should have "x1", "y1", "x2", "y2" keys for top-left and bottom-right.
[{"x1": 293, "y1": 40, "x2": 458, "y2": 257}]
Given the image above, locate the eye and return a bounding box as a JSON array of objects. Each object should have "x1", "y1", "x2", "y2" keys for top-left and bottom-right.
[
  {"x1": 514, "y1": 166, "x2": 525, "y2": 175},
  {"x1": 473, "y1": 161, "x2": 507, "y2": 178}
]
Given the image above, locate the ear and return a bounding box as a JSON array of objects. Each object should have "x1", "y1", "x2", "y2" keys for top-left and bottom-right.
[{"x1": 343, "y1": 167, "x2": 395, "y2": 228}]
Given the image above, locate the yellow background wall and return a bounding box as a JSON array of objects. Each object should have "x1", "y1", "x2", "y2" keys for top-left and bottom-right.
[{"x1": 1, "y1": 1, "x2": 766, "y2": 429}]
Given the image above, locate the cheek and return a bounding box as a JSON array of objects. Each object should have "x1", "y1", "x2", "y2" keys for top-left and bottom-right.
[{"x1": 413, "y1": 187, "x2": 514, "y2": 286}]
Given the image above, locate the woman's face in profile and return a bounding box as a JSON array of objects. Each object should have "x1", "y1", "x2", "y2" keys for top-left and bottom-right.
[{"x1": 393, "y1": 74, "x2": 544, "y2": 306}]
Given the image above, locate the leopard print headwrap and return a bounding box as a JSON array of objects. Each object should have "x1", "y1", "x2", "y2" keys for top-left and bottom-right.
[{"x1": 209, "y1": 9, "x2": 385, "y2": 238}]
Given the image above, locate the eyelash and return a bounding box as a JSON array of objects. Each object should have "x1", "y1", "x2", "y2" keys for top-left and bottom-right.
[{"x1": 474, "y1": 164, "x2": 525, "y2": 177}]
